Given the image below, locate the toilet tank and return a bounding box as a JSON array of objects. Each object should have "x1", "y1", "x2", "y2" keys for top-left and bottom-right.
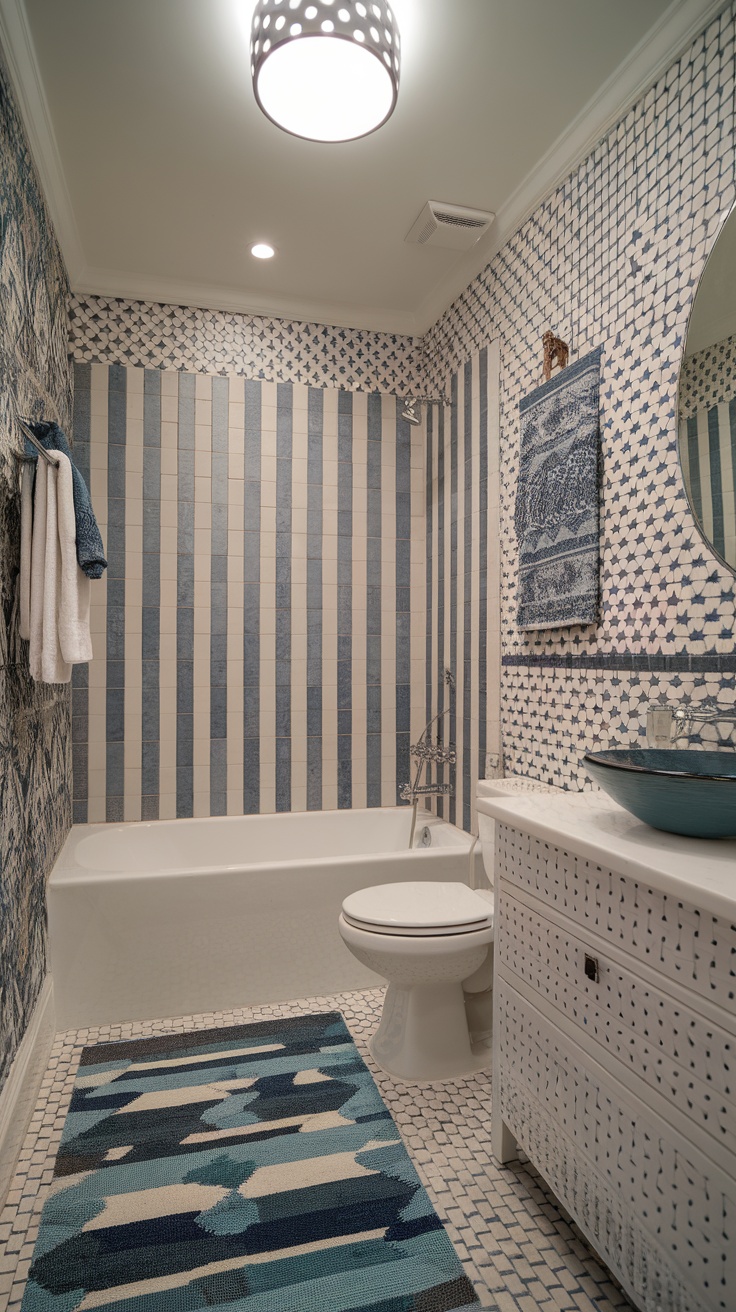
[{"x1": 476, "y1": 776, "x2": 564, "y2": 885}]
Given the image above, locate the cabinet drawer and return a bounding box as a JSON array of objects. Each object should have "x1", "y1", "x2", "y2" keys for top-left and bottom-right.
[
  {"x1": 498, "y1": 979, "x2": 735, "y2": 1312},
  {"x1": 497, "y1": 824, "x2": 736, "y2": 1011},
  {"x1": 499, "y1": 892, "x2": 735, "y2": 1157}
]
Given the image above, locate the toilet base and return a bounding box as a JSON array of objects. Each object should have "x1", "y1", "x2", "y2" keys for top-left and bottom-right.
[{"x1": 369, "y1": 979, "x2": 489, "y2": 1083}]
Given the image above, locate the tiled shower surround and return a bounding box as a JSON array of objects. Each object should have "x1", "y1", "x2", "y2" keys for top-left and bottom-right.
[{"x1": 71, "y1": 365, "x2": 426, "y2": 821}]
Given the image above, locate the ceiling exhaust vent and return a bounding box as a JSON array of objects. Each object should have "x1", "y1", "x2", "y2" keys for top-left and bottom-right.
[{"x1": 405, "y1": 201, "x2": 494, "y2": 251}]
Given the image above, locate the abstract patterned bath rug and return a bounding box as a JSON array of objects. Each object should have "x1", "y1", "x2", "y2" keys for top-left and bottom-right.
[{"x1": 22, "y1": 1012, "x2": 481, "y2": 1312}]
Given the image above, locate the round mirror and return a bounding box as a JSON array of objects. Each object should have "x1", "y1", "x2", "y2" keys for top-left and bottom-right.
[{"x1": 678, "y1": 205, "x2": 736, "y2": 574}]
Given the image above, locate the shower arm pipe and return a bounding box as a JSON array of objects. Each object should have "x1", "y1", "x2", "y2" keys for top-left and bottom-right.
[
  {"x1": 408, "y1": 798, "x2": 419, "y2": 851},
  {"x1": 405, "y1": 703, "x2": 454, "y2": 847},
  {"x1": 406, "y1": 718, "x2": 439, "y2": 849}
]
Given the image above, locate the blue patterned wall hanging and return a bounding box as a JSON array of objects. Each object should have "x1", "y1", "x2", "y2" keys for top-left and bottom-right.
[{"x1": 514, "y1": 348, "x2": 602, "y2": 630}]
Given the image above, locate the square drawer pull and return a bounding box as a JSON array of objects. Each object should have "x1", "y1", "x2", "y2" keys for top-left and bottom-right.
[{"x1": 584, "y1": 954, "x2": 599, "y2": 983}]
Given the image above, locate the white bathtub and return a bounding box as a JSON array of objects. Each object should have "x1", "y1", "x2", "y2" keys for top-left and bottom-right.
[{"x1": 48, "y1": 808, "x2": 483, "y2": 1028}]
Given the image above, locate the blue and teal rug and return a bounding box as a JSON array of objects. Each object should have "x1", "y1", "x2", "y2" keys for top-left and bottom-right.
[{"x1": 22, "y1": 1013, "x2": 480, "y2": 1312}]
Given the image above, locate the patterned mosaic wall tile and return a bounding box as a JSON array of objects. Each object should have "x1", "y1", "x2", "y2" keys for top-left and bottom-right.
[
  {"x1": 68, "y1": 295, "x2": 428, "y2": 397},
  {"x1": 680, "y1": 331, "x2": 736, "y2": 415},
  {"x1": 71, "y1": 365, "x2": 426, "y2": 821},
  {"x1": 502, "y1": 666, "x2": 736, "y2": 788},
  {"x1": 0, "y1": 48, "x2": 72, "y2": 1093},
  {"x1": 423, "y1": 5, "x2": 736, "y2": 794}
]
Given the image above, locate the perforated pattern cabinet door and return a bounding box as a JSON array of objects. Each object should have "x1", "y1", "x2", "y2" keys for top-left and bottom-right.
[
  {"x1": 500, "y1": 893, "x2": 735, "y2": 1156},
  {"x1": 496, "y1": 825, "x2": 736, "y2": 1010},
  {"x1": 499, "y1": 980, "x2": 733, "y2": 1312}
]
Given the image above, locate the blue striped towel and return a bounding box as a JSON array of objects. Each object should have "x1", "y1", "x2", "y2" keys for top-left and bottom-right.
[
  {"x1": 25, "y1": 420, "x2": 107, "y2": 579},
  {"x1": 514, "y1": 347, "x2": 602, "y2": 630}
]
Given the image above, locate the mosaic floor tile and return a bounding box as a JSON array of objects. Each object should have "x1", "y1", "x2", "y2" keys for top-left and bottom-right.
[{"x1": 0, "y1": 989, "x2": 634, "y2": 1312}]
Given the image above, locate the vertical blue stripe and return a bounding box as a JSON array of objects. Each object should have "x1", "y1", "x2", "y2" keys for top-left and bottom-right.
[
  {"x1": 106, "y1": 364, "x2": 126, "y2": 821},
  {"x1": 307, "y1": 388, "x2": 324, "y2": 810},
  {"x1": 724, "y1": 393, "x2": 729, "y2": 548},
  {"x1": 477, "y1": 348, "x2": 489, "y2": 787},
  {"x1": 275, "y1": 383, "x2": 292, "y2": 812},
  {"x1": 449, "y1": 370, "x2": 458, "y2": 827},
  {"x1": 337, "y1": 391, "x2": 353, "y2": 809},
  {"x1": 71, "y1": 363, "x2": 91, "y2": 824},
  {"x1": 686, "y1": 414, "x2": 702, "y2": 522},
  {"x1": 210, "y1": 377, "x2": 229, "y2": 815},
  {"x1": 176, "y1": 373, "x2": 195, "y2": 819},
  {"x1": 707, "y1": 405, "x2": 724, "y2": 558},
  {"x1": 395, "y1": 403, "x2": 411, "y2": 803},
  {"x1": 435, "y1": 403, "x2": 445, "y2": 820},
  {"x1": 462, "y1": 360, "x2": 473, "y2": 832},
  {"x1": 141, "y1": 369, "x2": 161, "y2": 821},
  {"x1": 366, "y1": 393, "x2": 382, "y2": 808},
  {"x1": 425, "y1": 404, "x2": 433, "y2": 730},
  {"x1": 243, "y1": 380, "x2": 261, "y2": 814}
]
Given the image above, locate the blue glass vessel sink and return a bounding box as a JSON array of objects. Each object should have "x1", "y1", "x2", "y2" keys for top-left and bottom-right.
[{"x1": 583, "y1": 749, "x2": 736, "y2": 838}]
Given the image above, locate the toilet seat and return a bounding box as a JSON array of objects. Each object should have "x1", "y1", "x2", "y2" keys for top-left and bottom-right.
[{"x1": 341, "y1": 881, "x2": 494, "y2": 937}]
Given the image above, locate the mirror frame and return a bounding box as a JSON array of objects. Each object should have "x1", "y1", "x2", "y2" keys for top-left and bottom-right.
[{"x1": 677, "y1": 199, "x2": 736, "y2": 578}]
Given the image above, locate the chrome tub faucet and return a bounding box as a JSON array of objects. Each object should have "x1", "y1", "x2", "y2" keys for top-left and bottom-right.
[{"x1": 401, "y1": 669, "x2": 457, "y2": 844}]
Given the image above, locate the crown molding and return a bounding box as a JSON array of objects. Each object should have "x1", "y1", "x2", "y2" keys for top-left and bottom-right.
[
  {"x1": 1, "y1": 0, "x2": 729, "y2": 339},
  {"x1": 413, "y1": 0, "x2": 731, "y2": 336},
  {"x1": 71, "y1": 266, "x2": 421, "y2": 337},
  {"x1": 0, "y1": 0, "x2": 85, "y2": 282}
]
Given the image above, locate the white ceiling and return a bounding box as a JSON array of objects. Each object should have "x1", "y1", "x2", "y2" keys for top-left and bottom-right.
[{"x1": 1, "y1": 0, "x2": 727, "y2": 333}]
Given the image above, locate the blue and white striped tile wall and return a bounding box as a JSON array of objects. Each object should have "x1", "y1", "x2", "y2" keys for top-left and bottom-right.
[
  {"x1": 680, "y1": 402, "x2": 736, "y2": 568},
  {"x1": 423, "y1": 4, "x2": 736, "y2": 790},
  {"x1": 423, "y1": 347, "x2": 501, "y2": 836},
  {"x1": 680, "y1": 334, "x2": 736, "y2": 569},
  {"x1": 71, "y1": 366, "x2": 426, "y2": 822}
]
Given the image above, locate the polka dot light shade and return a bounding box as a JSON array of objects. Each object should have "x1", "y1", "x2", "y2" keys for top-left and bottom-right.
[{"x1": 251, "y1": 0, "x2": 401, "y2": 142}]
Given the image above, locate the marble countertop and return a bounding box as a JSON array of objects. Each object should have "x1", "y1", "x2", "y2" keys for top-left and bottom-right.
[{"x1": 477, "y1": 791, "x2": 736, "y2": 920}]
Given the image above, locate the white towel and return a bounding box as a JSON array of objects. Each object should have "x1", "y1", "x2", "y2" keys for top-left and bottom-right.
[
  {"x1": 55, "y1": 451, "x2": 92, "y2": 664},
  {"x1": 28, "y1": 453, "x2": 94, "y2": 687},
  {"x1": 28, "y1": 456, "x2": 81, "y2": 684},
  {"x1": 18, "y1": 461, "x2": 34, "y2": 641},
  {"x1": 29, "y1": 456, "x2": 48, "y2": 680}
]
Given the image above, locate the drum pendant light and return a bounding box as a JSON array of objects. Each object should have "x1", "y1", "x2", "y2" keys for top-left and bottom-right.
[{"x1": 251, "y1": 0, "x2": 401, "y2": 143}]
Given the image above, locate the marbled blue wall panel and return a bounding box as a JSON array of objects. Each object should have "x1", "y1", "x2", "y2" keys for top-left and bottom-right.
[{"x1": 0, "y1": 45, "x2": 71, "y2": 1092}]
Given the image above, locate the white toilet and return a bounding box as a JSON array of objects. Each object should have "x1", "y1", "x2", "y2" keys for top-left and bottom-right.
[
  {"x1": 339, "y1": 880, "x2": 494, "y2": 1082},
  {"x1": 339, "y1": 775, "x2": 564, "y2": 1083}
]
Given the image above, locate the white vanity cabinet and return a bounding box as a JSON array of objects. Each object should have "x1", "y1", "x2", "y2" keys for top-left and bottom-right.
[{"x1": 481, "y1": 793, "x2": 736, "y2": 1312}]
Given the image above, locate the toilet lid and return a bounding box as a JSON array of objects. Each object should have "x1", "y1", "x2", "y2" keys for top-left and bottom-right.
[{"x1": 341, "y1": 882, "x2": 494, "y2": 936}]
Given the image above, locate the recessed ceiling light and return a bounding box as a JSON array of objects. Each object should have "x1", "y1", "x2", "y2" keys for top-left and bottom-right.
[{"x1": 250, "y1": 242, "x2": 276, "y2": 259}]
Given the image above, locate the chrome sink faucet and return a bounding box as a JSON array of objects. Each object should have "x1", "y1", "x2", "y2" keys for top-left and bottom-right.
[{"x1": 647, "y1": 701, "x2": 736, "y2": 747}]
